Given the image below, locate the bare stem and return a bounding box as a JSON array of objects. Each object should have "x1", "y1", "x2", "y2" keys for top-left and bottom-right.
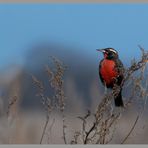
[
  {"x1": 40, "y1": 116, "x2": 50, "y2": 144},
  {"x1": 62, "y1": 113, "x2": 67, "y2": 144},
  {"x1": 121, "y1": 115, "x2": 139, "y2": 144},
  {"x1": 84, "y1": 122, "x2": 96, "y2": 144}
]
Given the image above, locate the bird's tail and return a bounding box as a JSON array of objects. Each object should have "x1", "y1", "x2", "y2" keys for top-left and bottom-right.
[{"x1": 114, "y1": 90, "x2": 124, "y2": 107}]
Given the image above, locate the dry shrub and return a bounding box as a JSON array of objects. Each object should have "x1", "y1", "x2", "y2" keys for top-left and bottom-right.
[
  {"x1": 71, "y1": 46, "x2": 148, "y2": 144},
  {"x1": 32, "y1": 46, "x2": 148, "y2": 144},
  {"x1": 32, "y1": 56, "x2": 67, "y2": 144}
]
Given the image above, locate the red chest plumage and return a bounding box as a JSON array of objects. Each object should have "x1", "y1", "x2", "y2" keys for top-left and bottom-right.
[{"x1": 100, "y1": 59, "x2": 118, "y2": 86}]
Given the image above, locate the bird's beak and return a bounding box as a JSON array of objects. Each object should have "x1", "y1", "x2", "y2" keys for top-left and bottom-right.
[{"x1": 96, "y1": 49, "x2": 105, "y2": 53}]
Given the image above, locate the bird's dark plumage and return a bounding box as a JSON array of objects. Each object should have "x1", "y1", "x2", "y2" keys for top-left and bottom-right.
[{"x1": 97, "y1": 48, "x2": 124, "y2": 107}]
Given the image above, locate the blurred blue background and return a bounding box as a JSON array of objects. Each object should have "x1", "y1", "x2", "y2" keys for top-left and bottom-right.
[
  {"x1": 0, "y1": 4, "x2": 148, "y2": 144},
  {"x1": 0, "y1": 4, "x2": 148, "y2": 109},
  {"x1": 0, "y1": 4, "x2": 148, "y2": 69}
]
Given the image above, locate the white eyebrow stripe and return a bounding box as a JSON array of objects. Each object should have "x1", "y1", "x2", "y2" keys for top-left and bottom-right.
[{"x1": 109, "y1": 49, "x2": 117, "y2": 53}]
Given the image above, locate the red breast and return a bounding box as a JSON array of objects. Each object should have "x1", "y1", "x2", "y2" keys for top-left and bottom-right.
[{"x1": 100, "y1": 59, "x2": 118, "y2": 86}]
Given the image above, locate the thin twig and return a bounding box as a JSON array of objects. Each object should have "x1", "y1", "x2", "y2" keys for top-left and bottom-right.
[
  {"x1": 77, "y1": 110, "x2": 91, "y2": 143},
  {"x1": 101, "y1": 121, "x2": 107, "y2": 144},
  {"x1": 62, "y1": 113, "x2": 67, "y2": 144},
  {"x1": 47, "y1": 118, "x2": 55, "y2": 144},
  {"x1": 121, "y1": 115, "x2": 139, "y2": 144},
  {"x1": 84, "y1": 122, "x2": 96, "y2": 144},
  {"x1": 40, "y1": 116, "x2": 50, "y2": 144}
]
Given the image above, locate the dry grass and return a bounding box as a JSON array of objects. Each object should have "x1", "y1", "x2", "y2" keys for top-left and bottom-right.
[
  {"x1": 32, "y1": 56, "x2": 67, "y2": 144},
  {"x1": 0, "y1": 47, "x2": 147, "y2": 144},
  {"x1": 31, "y1": 46, "x2": 148, "y2": 144},
  {"x1": 70, "y1": 46, "x2": 148, "y2": 144},
  {"x1": 71, "y1": 46, "x2": 148, "y2": 144}
]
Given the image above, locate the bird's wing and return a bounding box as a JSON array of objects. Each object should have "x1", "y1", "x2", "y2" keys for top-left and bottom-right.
[
  {"x1": 114, "y1": 59, "x2": 125, "y2": 85},
  {"x1": 115, "y1": 59, "x2": 125, "y2": 74},
  {"x1": 99, "y1": 59, "x2": 105, "y2": 85}
]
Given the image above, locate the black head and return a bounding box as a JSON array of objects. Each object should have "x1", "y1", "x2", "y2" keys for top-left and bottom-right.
[{"x1": 96, "y1": 48, "x2": 118, "y2": 60}]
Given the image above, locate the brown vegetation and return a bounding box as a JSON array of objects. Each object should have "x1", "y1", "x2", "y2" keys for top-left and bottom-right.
[
  {"x1": 0, "y1": 47, "x2": 147, "y2": 144},
  {"x1": 31, "y1": 46, "x2": 148, "y2": 144}
]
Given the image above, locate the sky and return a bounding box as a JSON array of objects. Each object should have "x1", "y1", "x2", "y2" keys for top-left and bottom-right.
[{"x1": 0, "y1": 4, "x2": 148, "y2": 70}]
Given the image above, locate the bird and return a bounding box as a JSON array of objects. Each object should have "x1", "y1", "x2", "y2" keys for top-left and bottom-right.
[{"x1": 96, "y1": 48, "x2": 124, "y2": 107}]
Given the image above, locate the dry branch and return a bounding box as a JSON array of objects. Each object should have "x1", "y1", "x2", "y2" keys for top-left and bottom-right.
[
  {"x1": 32, "y1": 56, "x2": 67, "y2": 144},
  {"x1": 75, "y1": 46, "x2": 148, "y2": 144},
  {"x1": 32, "y1": 46, "x2": 148, "y2": 144},
  {"x1": 121, "y1": 115, "x2": 139, "y2": 144}
]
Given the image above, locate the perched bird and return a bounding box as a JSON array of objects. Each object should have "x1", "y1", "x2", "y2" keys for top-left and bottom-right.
[{"x1": 97, "y1": 48, "x2": 124, "y2": 107}]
